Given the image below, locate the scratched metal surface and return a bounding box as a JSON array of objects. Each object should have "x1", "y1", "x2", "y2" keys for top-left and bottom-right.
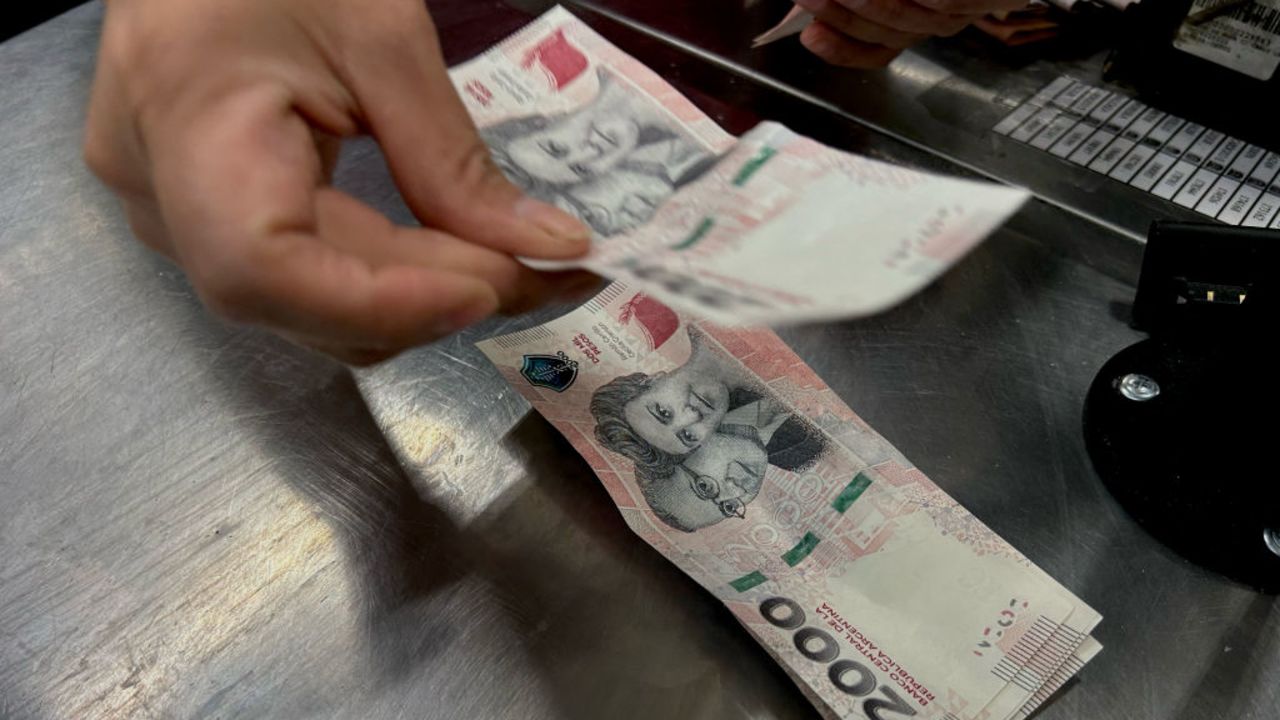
[{"x1": 2, "y1": 2, "x2": 1278, "y2": 720}]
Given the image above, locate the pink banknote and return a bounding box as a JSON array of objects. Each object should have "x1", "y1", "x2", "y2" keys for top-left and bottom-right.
[
  {"x1": 451, "y1": 7, "x2": 1029, "y2": 325},
  {"x1": 478, "y1": 283, "x2": 1100, "y2": 719}
]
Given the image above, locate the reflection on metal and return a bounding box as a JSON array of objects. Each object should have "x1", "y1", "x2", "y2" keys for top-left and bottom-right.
[
  {"x1": 1118, "y1": 373, "x2": 1161, "y2": 401},
  {"x1": 1265, "y1": 528, "x2": 1280, "y2": 558}
]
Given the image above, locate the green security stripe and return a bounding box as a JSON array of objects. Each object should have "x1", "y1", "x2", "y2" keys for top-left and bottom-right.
[
  {"x1": 670, "y1": 217, "x2": 715, "y2": 250},
  {"x1": 832, "y1": 473, "x2": 873, "y2": 514},
  {"x1": 730, "y1": 570, "x2": 768, "y2": 592},
  {"x1": 732, "y1": 146, "x2": 777, "y2": 186},
  {"x1": 781, "y1": 532, "x2": 820, "y2": 567}
]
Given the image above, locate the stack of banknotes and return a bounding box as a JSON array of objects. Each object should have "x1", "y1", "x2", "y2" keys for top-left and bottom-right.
[{"x1": 455, "y1": 8, "x2": 1101, "y2": 719}]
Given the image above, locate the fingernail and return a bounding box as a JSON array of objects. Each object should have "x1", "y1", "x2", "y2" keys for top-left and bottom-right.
[{"x1": 515, "y1": 197, "x2": 592, "y2": 245}]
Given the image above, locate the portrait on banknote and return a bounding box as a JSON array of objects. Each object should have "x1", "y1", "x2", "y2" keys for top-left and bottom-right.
[
  {"x1": 589, "y1": 294, "x2": 826, "y2": 532},
  {"x1": 479, "y1": 68, "x2": 717, "y2": 237}
]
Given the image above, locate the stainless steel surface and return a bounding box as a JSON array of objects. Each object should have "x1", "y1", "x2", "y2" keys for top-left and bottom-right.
[{"x1": 2, "y1": 3, "x2": 1279, "y2": 720}]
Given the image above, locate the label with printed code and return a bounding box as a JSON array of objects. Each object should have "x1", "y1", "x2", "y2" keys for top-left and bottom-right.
[{"x1": 1174, "y1": 0, "x2": 1280, "y2": 81}]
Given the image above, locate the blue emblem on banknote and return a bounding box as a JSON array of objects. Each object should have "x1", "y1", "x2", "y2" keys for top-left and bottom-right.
[{"x1": 520, "y1": 352, "x2": 579, "y2": 392}]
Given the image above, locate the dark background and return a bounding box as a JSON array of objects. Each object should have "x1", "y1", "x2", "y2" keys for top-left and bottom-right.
[{"x1": 3, "y1": 2, "x2": 89, "y2": 42}]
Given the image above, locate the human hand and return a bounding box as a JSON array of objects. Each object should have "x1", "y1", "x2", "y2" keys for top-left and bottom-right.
[
  {"x1": 84, "y1": 0, "x2": 597, "y2": 365},
  {"x1": 791, "y1": 0, "x2": 1028, "y2": 67}
]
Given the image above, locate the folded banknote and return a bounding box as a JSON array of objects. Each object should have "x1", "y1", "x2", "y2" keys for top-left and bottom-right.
[{"x1": 453, "y1": 6, "x2": 1028, "y2": 326}]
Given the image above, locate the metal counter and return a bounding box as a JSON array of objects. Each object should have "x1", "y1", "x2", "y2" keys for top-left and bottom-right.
[{"x1": 2, "y1": 2, "x2": 1277, "y2": 719}]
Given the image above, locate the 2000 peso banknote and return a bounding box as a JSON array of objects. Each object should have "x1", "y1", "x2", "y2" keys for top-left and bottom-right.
[
  {"x1": 477, "y1": 283, "x2": 1100, "y2": 719},
  {"x1": 452, "y1": 7, "x2": 1028, "y2": 325}
]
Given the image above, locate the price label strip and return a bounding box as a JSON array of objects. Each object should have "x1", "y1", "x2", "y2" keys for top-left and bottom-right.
[{"x1": 994, "y1": 76, "x2": 1280, "y2": 229}]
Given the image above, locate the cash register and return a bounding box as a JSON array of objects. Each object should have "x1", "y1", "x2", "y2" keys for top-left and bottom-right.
[{"x1": 1004, "y1": 0, "x2": 1280, "y2": 591}]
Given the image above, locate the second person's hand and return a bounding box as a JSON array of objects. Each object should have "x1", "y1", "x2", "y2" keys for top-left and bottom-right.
[{"x1": 792, "y1": 0, "x2": 1028, "y2": 68}]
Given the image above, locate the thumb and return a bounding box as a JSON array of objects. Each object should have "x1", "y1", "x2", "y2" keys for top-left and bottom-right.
[{"x1": 344, "y1": 5, "x2": 590, "y2": 259}]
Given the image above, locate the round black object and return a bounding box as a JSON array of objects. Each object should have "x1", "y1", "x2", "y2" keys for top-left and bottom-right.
[{"x1": 1084, "y1": 338, "x2": 1280, "y2": 593}]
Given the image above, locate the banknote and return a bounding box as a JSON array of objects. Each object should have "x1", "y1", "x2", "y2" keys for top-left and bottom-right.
[
  {"x1": 1013, "y1": 637, "x2": 1102, "y2": 720},
  {"x1": 451, "y1": 7, "x2": 1029, "y2": 325},
  {"x1": 751, "y1": 6, "x2": 1102, "y2": 712},
  {"x1": 477, "y1": 283, "x2": 1100, "y2": 719},
  {"x1": 753, "y1": 6, "x2": 813, "y2": 48},
  {"x1": 977, "y1": 600, "x2": 1097, "y2": 720}
]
